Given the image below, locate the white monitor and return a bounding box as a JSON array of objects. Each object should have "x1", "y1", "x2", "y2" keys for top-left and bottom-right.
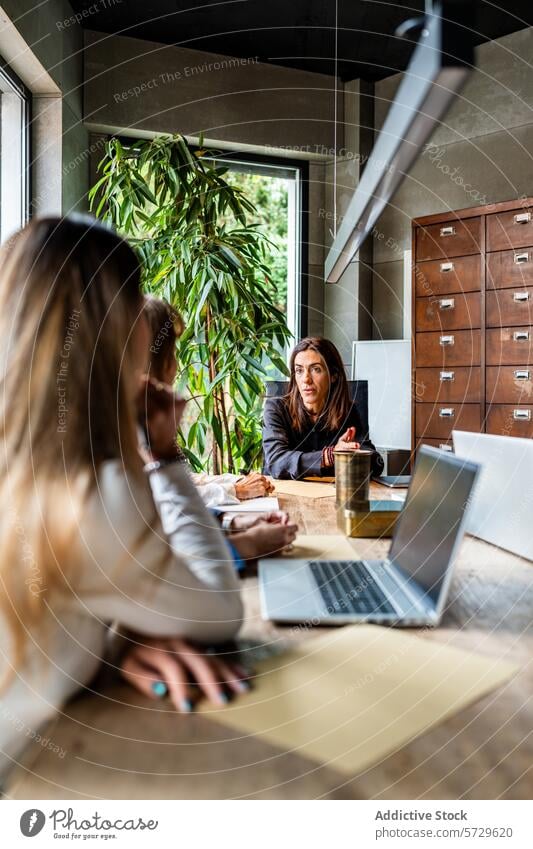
[
  {"x1": 452, "y1": 430, "x2": 533, "y2": 562},
  {"x1": 352, "y1": 339, "x2": 411, "y2": 450}
]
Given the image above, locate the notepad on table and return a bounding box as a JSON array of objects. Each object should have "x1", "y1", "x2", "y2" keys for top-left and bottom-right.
[
  {"x1": 270, "y1": 479, "x2": 335, "y2": 499},
  {"x1": 217, "y1": 496, "x2": 280, "y2": 512}
]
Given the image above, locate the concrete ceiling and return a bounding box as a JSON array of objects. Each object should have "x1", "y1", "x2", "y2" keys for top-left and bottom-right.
[{"x1": 70, "y1": 0, "x2": 533, "y2": 81}]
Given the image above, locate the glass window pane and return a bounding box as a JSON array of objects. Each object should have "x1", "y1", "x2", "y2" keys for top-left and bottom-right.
[{"x1": 0, "y1": 64, "x2": 30, "y2": 243}]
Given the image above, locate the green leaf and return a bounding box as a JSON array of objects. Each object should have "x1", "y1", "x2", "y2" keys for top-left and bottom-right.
[{"x1": 241, "y1": 352, "x2": 267, "y2": 375}]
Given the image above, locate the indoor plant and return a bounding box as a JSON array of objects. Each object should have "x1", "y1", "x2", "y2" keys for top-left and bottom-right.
[{"x1": 89, "y1": 134, "x2": 291, "y2": 473}]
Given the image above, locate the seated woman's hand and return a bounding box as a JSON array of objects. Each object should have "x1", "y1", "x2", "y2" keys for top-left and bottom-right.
[
  {"x1": 230, "y1": 519, "x2": 298, "y2": 560},
  {"x1": 120, "y1": 637, "x2": 251, "y2": 712},
  {"x1": 235, "y1": 472, "x2": 274, "y2": 500},
  {"x1": 137, "y1": 376, "x2": 186, "y2": 461},
  {"x1": 229, "y1": 510, "x2": 289, "y2": 532},
  {"x1": 334, "y1": 426, "x2": 361, "y2": 452}
]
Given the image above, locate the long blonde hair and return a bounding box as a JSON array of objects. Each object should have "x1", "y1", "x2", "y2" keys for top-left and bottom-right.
[{"x1": 0, "y1": 215, "x2": 144, "y2": 678}]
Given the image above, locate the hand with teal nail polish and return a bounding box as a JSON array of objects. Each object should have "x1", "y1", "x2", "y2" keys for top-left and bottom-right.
[
  {"x1": 121, "y1": 637, "x2": 254, "y2": 711},
  {"x1": 151, "y1": 681, "x2": 167, "y2": 697}
]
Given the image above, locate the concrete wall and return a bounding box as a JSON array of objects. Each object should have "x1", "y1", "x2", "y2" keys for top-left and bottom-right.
[
  {"x1": 320, "y1": 26, "x2": 533, "y2": 346},
  {"x1": 84, "y1": 30, "x2": 344, "y2": 343},
  {"x1": 372, "y1": 26, "x2": 533, "y2": 339},
  {"x1": 84, "y1": 30, "x2": 342, "y2": 154},
  {"x1": 323, "y1": 80, "x2": 374, "y2": 366},
  {"x1": 1, "y1": 0, "x2": 89, "y2": 214}
]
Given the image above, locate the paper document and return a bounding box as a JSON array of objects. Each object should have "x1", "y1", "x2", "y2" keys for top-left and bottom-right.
[
  {"x1": 270, "y1": 479, "x2": 335, "y2": 499},
  {"x1": 284, "y1": 534, "x2": 358, "y2": 560},
  {"x1": 217, "y1": 496, "x2": 279, "y2": 512},
  {"x1": 201, "y1": 624, "x2": 517, "y2": 776}
]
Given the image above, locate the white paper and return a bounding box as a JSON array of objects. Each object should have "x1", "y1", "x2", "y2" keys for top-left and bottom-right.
[{"x1": 217, "y1": 496, "x2": 280, "y2": 512}]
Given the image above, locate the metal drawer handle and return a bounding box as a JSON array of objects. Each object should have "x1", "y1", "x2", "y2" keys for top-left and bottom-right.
[
  {"x1": 514, "y1": 212, "x2": 531, "y2": 224},
  {"x1": 440, "y1": 225, "x2": 455, "y2": 237},
  {"x1": 440, "y1": 370, "x2": 455, "y2": 381},
  {"x1": 439, "y1": 408, "x2": 455, "y2": 418},
  {"x1": 513, "y1": 291, "x2": 530, "y2": 302},
  {"x1": 514, "y1": 252, "x2": 529, "y2": 264},
  {"x1": 513, "y1": 409, "x2": 531, "y2": 421},
  {"x1": 438, "y1": 297, "x2": 455, "y2": 310},
  {"x1": 513, "y1": 331, "x2": 530, "y2": 341},
  {"x1": 439, "y1": 334, "x2": 455, "y2": 346},
  {"x1": 440, "y1": 261, "x2": 454, "y2": 272},
  {"x1": 514, "y1": 369, "x2": 530, "y2": 380},
  {"x1": 439, "y1": 443, "x2": 453, "y2": 452}
]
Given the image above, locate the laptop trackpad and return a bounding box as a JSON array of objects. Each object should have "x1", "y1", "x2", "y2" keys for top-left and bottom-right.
[{"x1": 259, "y1": 560, "x2": 324, "y2": 622}]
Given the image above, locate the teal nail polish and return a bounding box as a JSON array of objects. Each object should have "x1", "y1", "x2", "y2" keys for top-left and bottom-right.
[
  {"x1": 237, "y1": 680, "x2": 250, "y2": 693},
  {"x1": 218, "y1": 692, "x2": 229, "y2": 705},
  {"x1": 152, "y1": 681, "x2": 167, "y2": 697},
  {"x1": 179, "y1": 698, "x2": 193, "y2": 713}
]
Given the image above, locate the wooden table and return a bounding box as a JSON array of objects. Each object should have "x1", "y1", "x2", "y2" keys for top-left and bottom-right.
[{"x1": 6, "y1": 485, "x2": 533, "y2": 800}]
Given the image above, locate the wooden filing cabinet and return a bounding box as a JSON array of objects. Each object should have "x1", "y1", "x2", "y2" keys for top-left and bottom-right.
[{"x1": 412, "y1": 197, "x2": 533, "y2": 452}]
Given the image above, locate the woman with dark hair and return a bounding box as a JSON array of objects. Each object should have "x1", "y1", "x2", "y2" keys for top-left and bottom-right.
[{"x1": 262, "y1": 337, "x2": 384, "y2": 479}]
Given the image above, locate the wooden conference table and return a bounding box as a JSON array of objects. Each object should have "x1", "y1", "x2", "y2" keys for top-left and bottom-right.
[{"x1": 6, "y1": 483, "x2": 533, "y2": 800}]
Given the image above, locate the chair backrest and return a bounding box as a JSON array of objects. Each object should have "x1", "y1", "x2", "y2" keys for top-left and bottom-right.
[{"x1": 265, "y1": 380, "x2": 369, "y2": 437}]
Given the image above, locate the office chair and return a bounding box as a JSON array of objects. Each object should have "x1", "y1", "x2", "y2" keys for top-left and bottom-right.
[{"x1": 264, "y1": 380, "x2": 370, "y2": 438}]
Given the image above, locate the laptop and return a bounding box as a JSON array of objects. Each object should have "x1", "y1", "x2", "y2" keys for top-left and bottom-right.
[
  {"x1": 259, "y1": 446, "x2": 479, "y2": 627},
  {"x1": 372, "y1": 474, "x2": 411, "y2": 488},
  {"x1": 453, "y1": 430, "x2": 533, "y2": 561}
]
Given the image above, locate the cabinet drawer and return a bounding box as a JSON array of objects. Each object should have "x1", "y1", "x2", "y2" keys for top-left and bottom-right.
[
  {"x1": 487, "y1": 207, "x2": 533, "y2": 252},
  {"x1": 416, "y1": 292, "x2": 480, "y2": 332},
  {"x1": 487, "y1": 248, "x2": 533, "y2": 289},
  {"x1": 486, "y1": 326, "x2": 533, "y2": 365},
  {"x1": 415, "y1": 367, "x2": 481, "y2": 403},
  {"x1": 486, "y1": 404, "x2": 533, "y2": 438},
  {"x1": 486, "y1": 366, "x2": 533, "y2": 404},
  {"x1": 416, "y1": 404, "x2": 481, "y2": 439},
  {"x1": 416, "y1": 330, "x2": 481, "y2": 367},
  {"x1": 416, "y1": 217, "x2": 481, "y2": 261},
  {"x1": 416, "y1": 437, "x2": 454, "y2": 453},
  {"x1": 486, "y1": 287, "x2": 533, "y2": 327},
  {"x1": 414, "y1": 254, "x2": 481, "y2": 297}
]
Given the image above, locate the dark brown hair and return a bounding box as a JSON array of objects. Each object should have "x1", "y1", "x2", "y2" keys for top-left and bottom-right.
[
  {"x1": 144, "y1": 295, "x2": 184, "y2": 381},
  {"x1": 285, "y1": 336, "x2": 351, "y2": 432}
]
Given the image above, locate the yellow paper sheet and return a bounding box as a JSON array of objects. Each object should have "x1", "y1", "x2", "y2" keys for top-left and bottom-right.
[
  {"x1": 271, "y1": 479, "x2": 336, "y2": 499},
  {"x1": 201, "y1": 625, "x2": 517, "y2": 776}
]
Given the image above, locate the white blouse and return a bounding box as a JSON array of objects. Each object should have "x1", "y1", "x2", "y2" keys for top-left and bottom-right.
[
  {"x1": 0, "y1": 461, "x2": 243, "y2": 783},
  {"x1": 189, "y1": 471, "x2": 240, "y2": 507}
]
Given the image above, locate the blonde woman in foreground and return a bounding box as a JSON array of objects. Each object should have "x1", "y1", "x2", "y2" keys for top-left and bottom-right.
[{"x1": 0, "y1": 216, "x2": 247, "y2": 784}]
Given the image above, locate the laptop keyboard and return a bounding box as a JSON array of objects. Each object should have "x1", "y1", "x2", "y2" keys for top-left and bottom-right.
[{"x1": 309, "y1": 560, "x2": 396, "y2": 616}]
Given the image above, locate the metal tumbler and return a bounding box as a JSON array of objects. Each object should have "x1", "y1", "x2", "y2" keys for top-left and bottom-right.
[{"x1": 334, "y1": 449, "x2": 372, "y2": 509}]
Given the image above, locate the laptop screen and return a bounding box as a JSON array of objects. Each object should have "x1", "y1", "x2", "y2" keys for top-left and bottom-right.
[{"x1": 389, "y1": 447, "x2": 478, "y2": 606}]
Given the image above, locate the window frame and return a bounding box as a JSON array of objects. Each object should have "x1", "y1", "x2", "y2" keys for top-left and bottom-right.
[
  {"x1": 103, "y1": 136, "x2": 310, "y2": 338},
  {"x1": 0, "y1": 57, "x2": 32, "y2": 238},
  {"x1": 213, "y1": 149, "x2": 309, "y2": 340}
]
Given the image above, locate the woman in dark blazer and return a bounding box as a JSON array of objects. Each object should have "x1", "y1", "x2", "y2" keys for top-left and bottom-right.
[{"x1": 263, "y1": 337, "x2": 384, "y2": 480}]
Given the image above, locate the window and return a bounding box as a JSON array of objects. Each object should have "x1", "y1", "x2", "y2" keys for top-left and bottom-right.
[
  {"x1": 0, "y1": 59, "x2": 30, "y2": 243},
  {"x1": 217, "y1": 156, "x2": 304, "y2": 342}
]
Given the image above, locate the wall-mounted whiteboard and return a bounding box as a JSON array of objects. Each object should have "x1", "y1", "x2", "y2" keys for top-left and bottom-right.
[{"x1": 351, "y1": 339, "x2": 411, "y2": 450}]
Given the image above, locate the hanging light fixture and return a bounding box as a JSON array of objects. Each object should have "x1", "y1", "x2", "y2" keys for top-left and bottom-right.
[{"x1": 325, "y1": 0, "x2": 476, "y2": 284}]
